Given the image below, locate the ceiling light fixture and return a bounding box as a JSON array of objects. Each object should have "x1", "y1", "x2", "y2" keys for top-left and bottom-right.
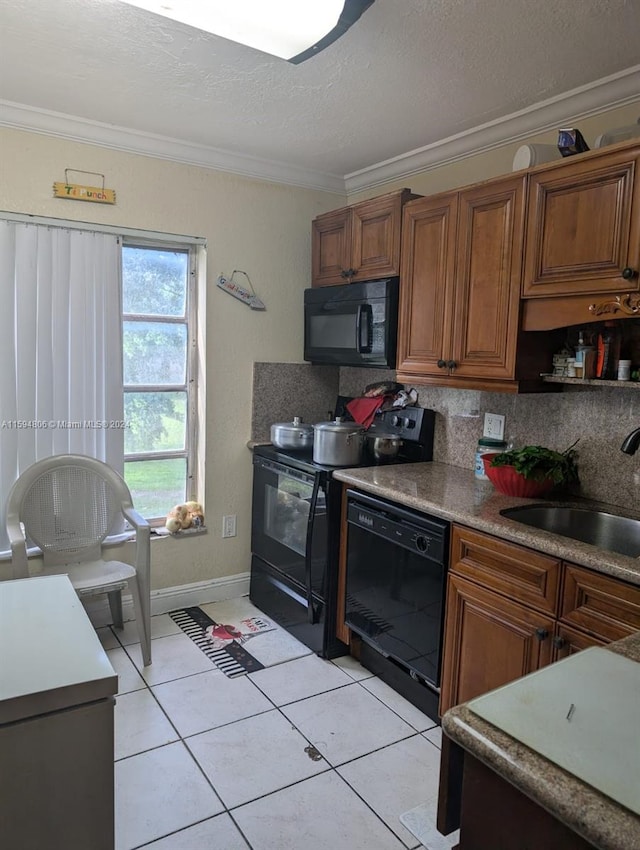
[{"x1": 120, "y1": 0, "x2": 375, "y2": 64}]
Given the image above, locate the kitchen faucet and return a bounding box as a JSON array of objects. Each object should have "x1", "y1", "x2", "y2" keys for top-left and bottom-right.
[{"x1": 620, "y1": 427, "x2": 640, "y2": 455}]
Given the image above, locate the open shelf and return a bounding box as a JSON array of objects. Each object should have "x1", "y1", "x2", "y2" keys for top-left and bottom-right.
[{"x1": 541, "y1": 375, "x2": 640, "y2": 389}]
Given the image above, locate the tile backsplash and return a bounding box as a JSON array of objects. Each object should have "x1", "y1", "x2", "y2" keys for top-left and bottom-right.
[
  {"x1": 252, "y1": 362, "x2": 640, "y2": 510},
  {"x1": 251, "y1": 362, "x2": 338, "y2": 441}
]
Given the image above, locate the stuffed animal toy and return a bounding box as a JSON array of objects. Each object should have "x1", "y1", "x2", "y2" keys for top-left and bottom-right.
[
  {"x1": 165, "y1": 504, "x2": 190, "y2": 533},
  {"x1": 165, "y1": 501, "x2": 205, "y2": 533},
  {"x1": 185, "y1": 501, "x2": 204, "y2": 528}
]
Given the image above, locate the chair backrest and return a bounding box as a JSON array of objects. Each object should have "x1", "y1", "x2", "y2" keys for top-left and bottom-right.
[{"x1": 7, "y1": 455, "x2": 133, "y2": 567}]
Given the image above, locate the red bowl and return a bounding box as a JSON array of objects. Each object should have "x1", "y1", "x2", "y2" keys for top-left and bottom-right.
[{"x1": 482, "y1": 453, "x2": 555, "y2": 498}]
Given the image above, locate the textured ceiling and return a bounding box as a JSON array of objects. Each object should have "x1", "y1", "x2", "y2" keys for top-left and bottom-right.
[{"x1": 1, "y1": 0, "x2": 639, "y2": 180}]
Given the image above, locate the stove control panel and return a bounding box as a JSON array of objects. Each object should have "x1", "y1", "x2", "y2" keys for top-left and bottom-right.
[
  {"x1": 369, "y1": 406, "x2": 435, "y2": 462},
  {"x1": 375, "y1": 407, "x2": 428, "y2": 439}
]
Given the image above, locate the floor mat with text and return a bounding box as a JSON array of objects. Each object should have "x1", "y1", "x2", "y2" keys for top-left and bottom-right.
[{"x1": 169, "y1": 606, "x2": 276, "y2": 677}]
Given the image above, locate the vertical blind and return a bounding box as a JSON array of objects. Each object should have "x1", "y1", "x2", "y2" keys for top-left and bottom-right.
[{"x1": 0, "y1": 220, "x2": 123, "y2": 551}]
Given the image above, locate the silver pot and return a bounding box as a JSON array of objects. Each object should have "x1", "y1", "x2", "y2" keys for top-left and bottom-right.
[
  {"x1": 270, "y1": 417, "x2": 314, "y2": 450},
  {"x1": 366, "y1": 432, "x2": 403, "y2": 461},
  {"x1": 313, "y1": 419, "x2": 365, "y2": 466}
]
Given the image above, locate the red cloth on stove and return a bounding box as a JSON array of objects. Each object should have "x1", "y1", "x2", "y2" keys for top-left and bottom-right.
[{"x1": 346, "y1": 396, "x2": 384, "y2": 428}]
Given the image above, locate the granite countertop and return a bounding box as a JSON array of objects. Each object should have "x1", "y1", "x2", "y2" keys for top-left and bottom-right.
[
  {"x1": 333, "y1": 461, "x2": 640, "y2": 586},
  {"x1": 441, "y1": 633, "x2": 640, "y2": 850}
]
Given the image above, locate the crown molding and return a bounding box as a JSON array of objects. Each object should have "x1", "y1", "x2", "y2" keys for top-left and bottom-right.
[
  {"x1": 2, "y1": 65, "x2": 639, "y2": 196},
  {"x1": 344, "y1": 65, "x2": 640, "y2": 193},
  {"x1": 0, "y1": 100, "x2": 346, "y2": 194}
]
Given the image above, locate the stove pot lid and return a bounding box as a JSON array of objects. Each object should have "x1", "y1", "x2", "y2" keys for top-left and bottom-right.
[{"x1": 314, "y1": 418, "x2": 365, "y2": 434}]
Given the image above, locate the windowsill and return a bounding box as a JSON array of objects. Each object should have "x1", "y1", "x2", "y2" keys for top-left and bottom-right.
[
  {"x1": 152, "y1": 526, "x2": 208, "y2": 540},
  {"x1": 0, "y1": 525, "x2": 208, "y2": 561}
]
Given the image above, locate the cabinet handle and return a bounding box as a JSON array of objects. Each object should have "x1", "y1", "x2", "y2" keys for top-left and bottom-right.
[
  {"x1": 446, "y1": 359, "x2": 457, "y2": 370},
  {"x1": 535, "y1": 627, "x2": 549, "y2": 641},
  {"x1": 437, "y1": 359, "x2": 447, "y2": 369},
  {"x1": 340, "y1": 270, "x2": 349, "y2": 278},
  {"x1": 622, "y1": 267, "x2": 637, "y2": 280},
  {"x1": 552, "y1": 636, "x2": 566, "y2": 649}
]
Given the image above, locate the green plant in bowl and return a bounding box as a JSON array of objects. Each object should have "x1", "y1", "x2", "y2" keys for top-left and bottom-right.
[{"x1": 488, "y1": 441, "x2": 579, "y2": 495}]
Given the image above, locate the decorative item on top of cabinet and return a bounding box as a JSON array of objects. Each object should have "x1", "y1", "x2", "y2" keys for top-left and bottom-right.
[
  {"x1": 311, "y1": 188, "x2": 420, "y2": 287},
  {"x1": 522, "y1": 141, "x2": 640, "y2": 301},
  {"x1": 396, "y1": 174, "x2": 562, "y2": 392}
]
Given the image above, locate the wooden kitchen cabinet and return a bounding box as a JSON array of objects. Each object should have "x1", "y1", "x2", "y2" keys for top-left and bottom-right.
[
  {"x1": 560, "y1": 561, "x2": 640, "y2": 642},
  {"x1": 440, "y1": 573, "x2": 555, "y2": 713},
  {"x1": 395, "y1": 191, "x2": 457, "y2": 378},
  {"x1": 522, "y1": 143, "x2": 640, "y2": 300},
  {"x1": 396, "y1": 174, "x2": 557, "y2": 391},
  {"x1": 445, "y1": 748, "x2": 599, "y2": 850},
  {"x1": 441, "y1": 523, "x2": 640, "y2": 714},
  {"x1": 448, "y1": 523, "x2": 561, "y2": 616},
  {"x1": 311, "y1": 189, "x2": 419, "y2": 286}
]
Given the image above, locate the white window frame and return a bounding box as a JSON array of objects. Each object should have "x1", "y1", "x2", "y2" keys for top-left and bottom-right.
[
  {"x1": 121, "y1": 237, "x2": 199, "y2": 522},
  {"x1": 0, "y1": 211, "x2": 205, "y2": 527}
]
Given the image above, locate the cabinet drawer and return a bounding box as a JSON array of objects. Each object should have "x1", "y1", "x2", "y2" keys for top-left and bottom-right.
[
  {"x1": 560, "y1": 563, "x2": 640, "y2": 641},
  {"x1": 451, "y1": 525, "x2": 560, "y2": 615}
]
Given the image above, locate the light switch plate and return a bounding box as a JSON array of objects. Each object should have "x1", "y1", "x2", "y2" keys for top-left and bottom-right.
[{"x1": 483, "y1": 413, "x2": 505, "y2": 440}]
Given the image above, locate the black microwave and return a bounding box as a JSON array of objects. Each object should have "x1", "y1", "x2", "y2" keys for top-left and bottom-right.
[{"x1": 304, "y1": 278, "x2": 399, "y2": 368}]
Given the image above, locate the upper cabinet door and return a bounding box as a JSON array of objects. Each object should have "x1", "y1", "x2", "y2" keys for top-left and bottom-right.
[
  {"x1": 396, "y1": 193, "x2": 458, "y2": 378},
  {"x1": 311, "y1": 208, "x2": 351, "y2": 287},
  {"x1": 451, "y1": 175, "x2": 525, "y2": 379},
  {"x1": 311, "y1": 189, "x2": 419, "y2": 287},
  {"x1": 350, "y1": 192, "x2": 404, "y2": 281},
  {"x1": 522, "y1": 148, "x2": 640, "y2": 298}
]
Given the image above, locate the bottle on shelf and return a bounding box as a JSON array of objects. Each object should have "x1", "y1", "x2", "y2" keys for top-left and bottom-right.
[
  {"x1": 575, "y1": 329, "x2": 595, "y2": 379},
  {"x1": 596, "y1": 322, "x2": 622, "y2": 380}
]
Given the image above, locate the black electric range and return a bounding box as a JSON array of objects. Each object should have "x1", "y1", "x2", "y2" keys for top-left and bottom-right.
[{"x1": 250, "y1": 404, "x2": 436, "y2": 658}]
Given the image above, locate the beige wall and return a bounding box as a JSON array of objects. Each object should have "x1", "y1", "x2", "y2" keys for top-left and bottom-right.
[
  {"x1": 0, "y1": 126, "x2": 345, "y2": 589},
  {"x1": 348, "y1": 101, "x2": 640, "y2": 202},
  {"x1": 2, "y1": 97, "x2": 639, "y2": 591}
]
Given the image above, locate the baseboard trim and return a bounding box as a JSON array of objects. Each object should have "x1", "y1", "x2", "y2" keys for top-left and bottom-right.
[{"x1": 83, "y1": 572, "x2": 250, "y2": 627}]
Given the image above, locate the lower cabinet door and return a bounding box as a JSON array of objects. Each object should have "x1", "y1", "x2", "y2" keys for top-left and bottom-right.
[{"x1": 439, "y1": 574, "x2": 555, "y2": 715}]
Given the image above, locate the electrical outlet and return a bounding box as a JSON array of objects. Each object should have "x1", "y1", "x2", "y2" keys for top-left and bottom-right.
[
  {"x1": 222, "y1": 514, "x2": 237, "y2": 538},
  {"x1": 483, "y1": 413, "x2": 505, "y2": 440}
]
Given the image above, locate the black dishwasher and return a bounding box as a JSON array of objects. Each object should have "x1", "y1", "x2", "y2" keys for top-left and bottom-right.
[{"x1": 344, "y1": 489, "x2": 450, "y2": 721}]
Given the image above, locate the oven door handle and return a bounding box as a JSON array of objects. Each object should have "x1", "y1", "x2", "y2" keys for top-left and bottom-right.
[{"x1": 305, "y1": 477, "x2": 321, "y2": 624}]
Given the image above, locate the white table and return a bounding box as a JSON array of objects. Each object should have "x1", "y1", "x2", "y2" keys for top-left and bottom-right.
[{"x1": 0, "y1": 574, "x2": 117, "y2": 850}]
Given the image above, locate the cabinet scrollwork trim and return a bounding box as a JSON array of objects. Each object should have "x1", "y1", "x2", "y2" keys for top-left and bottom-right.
[{"x1": 588, "y1": 293, "x2": 640, "y2": 316}]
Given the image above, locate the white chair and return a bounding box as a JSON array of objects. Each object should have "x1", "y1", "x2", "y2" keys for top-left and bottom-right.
[{"x1": 5, "y1": 454, "x2": 152, "y2": 665}]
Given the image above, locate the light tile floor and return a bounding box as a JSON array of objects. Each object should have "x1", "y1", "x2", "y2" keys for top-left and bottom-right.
[{"x1": 98, "y1": 598, "x2": 459, "y2": 850}]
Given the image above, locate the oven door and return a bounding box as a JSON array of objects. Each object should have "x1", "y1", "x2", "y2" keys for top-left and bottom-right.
[{"x1": 251, "y1": 456, "x2": 328, "y2": 608}]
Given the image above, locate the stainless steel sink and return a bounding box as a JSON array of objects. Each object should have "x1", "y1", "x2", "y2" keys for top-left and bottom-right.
[{"x1": 500, "y1": 505, "x2": 640, "y2": 558}]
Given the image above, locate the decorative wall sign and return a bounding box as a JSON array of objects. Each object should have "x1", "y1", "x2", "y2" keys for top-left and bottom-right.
[
  {"x1": 217, "y1": 270, "x2": 266, "y2": 310},
  {"x1": 53, "y1": 169, "x2": 116, "y2": 204}
]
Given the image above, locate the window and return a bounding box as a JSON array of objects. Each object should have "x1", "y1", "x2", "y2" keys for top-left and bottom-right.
[
  {"x1": 121, "y1": 242, "x2": 197, "y2": 520},
  {"x1": 0, "y1": 215, "x2": 203, "y2": 545}
]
